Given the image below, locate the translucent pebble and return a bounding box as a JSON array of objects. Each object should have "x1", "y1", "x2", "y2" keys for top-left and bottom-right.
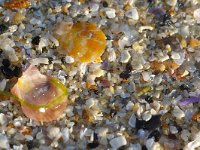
[
  {"x1": 130, "y1": 143, "x2": 142, "y2": 150},
  {"x1": 0, "y1": 134, "x2": 9, "y2": 149},
  {"x1": 142, "y1": 71, "x2": 151, "y2": 82},
  {"x1": 48, "y1": 127, "x2": 61, "y2": 139},
  {"x1": 0, "y1": 113, "x2": 7, "y2": 125},
  {"x1": 105, "y1": 8, "x2": 116, "y2": 18},
  {"x1": 125, "y1": 8, "x2": 139, "y2": 20},
  {"x1": 120, "y1": 50, "x2": 131, "y2": 63},
  {"x1": 171, "y1": 52, "x2": 181, "y2": 60},
  {"x1": 128, "y1": 114, "x2": 136, "y2": 128},
  {"x1": 53, "y1": 22, "x2": 106, "y2": 63},
  {"x1": 166, "y1": 0, "x2": 177, "y2": 7},
  {"x1": 172, "y1": 106, "x2": 185, "y2": 119},
  {"x1": 110, "y1": 136, "x2": 127, "y2": 149},
  {"x1": 194, "y1": 8, "x2": 200, "y2": 22}
]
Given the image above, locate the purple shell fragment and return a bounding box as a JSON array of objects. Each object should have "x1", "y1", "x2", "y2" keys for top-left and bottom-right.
[{"x1": 179, "y1": 97, "x2": 200, "y2": 106}]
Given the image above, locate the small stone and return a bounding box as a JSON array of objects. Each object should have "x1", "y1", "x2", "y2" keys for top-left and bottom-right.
[
  {"x1": 170, "y1": 126, "x2": 178, "y2": 134},
  {"x1": 0, "y1": 79, "x2": 7, "y2": 91},
  {"x1": 130, "y1": 143, "x2": 141, "y2": 150},
  {"x1": 179, "y1": 26, "x2": 189, "y2": 37},
  {"x1": 125, "y1": 8, "x2": 139, "y2": 20},
  {"x1": 2, "y1": 59, "x2": 10, "y2": 67},
  {"x1": 105, "y1": 8, "x2": 116, "y2": 18},
  {"x1": 166, "y1": 0, "x2": 177, "y2": 7},
  {"x1": 0, "y1": 113, "x2": 7, "y2": 125},
  {"x1": 12, "y1": 12, "x2": 25, "y2": 24},
  {"x1": 0, "y1": 24, "x2": 8, "y2": 34},
  {"x1": 148, "y1": 130, "x2": 161, "y2": 142},
  {"x1": 129, "y1": 114, "x2": 136, "y2": 128},
  {"x1": 32, "y1": 36, "x2": 40, "y2": 45},
  {"x1": 109, "y1": 136, "x2": 127, "y2": 149},
  {"x1": 171, "y1": 52, "x2": 180, "y2": 60},
  {"x1": 0, "y1": 134, "x2": 9, "y2": 149},
  {"x1": 120, "y1": 50, "x2": 131, "y2": 63},
  {"x1": 194, "y1": 8, "x2": 200, "y2": 22},
  {"x1": 86, "y1": 98, "x2": 95, "y2": 108},
  {"x1": 142, "y1": 71, "x2": 151, "y2": 82},
  {"x1": 142, "y1": 112, "x2": 152, "y2": 121},
  {"x1": 61, "y1": 128, "x2": 69, "y2": 143},
  {"x1": 172, "y1": 106, "x2": 185, "y2": 119},
  {"x1": 64, "y1": 56, "x2": 75, "y2": 63},
  {"x1": 47, "y1": 127, "x2": 61, "y2": 139}
]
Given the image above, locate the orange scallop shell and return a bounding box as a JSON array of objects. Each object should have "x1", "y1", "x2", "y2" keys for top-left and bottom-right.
[
  {"x1": 53, "y1": 22, "x2": 106, "y2": 63},
  {"x1": 4, "y1": 0, "x2": 30, "y2": 9},
  {"x1": 11, "y1": 65, "x2": 68, "y2": 122}
]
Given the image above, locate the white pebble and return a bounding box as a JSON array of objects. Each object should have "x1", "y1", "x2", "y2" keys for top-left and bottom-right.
[
  {"x1": 170, "y1": 126, "x2": 178, "y2": 134},
  {"x1": 120, "y1": 50, "x2": 131, "y2": 63},
  {"x1": 48, "y1": 127, "x2": 61, "y2": 139},
  {"x1": 142, "y1": 111, "x2": 152, "y2": 121},
  {"x1": 0, "y1": 134, "x2": 9, "y2": 149},
  {"x1": 30, "y1": 58, "x2": 49, "y2": 65},
  {"x1": 130, "y1": 143, "x2": 141, "y2": 150},
  {"x1": 109, "y1": 136, "x2": 127, "y2": 149},
  {"x1": 126, "y1": 101, "x2": 134, "y2": 110},
  {"x1": 0, "y1": 79, "x2": 7, "y2": 91},
  {"x1": 105, "y1": 8, "x2": 116, "y2": 18},
  {"x1": 64, "y1": 56, "x2": 74, "y2": 63},
  {"x1": 194, "y1": 8, "x2": 200, "y2": 22},
  {"x1": 184, "y1": 131, "x2": 200, "y2": 150},
  {"x1": 125, "y1": 8, "x2": 139, "y2": 20},
  {"x1": 86, "y1": 98, "x2": 95, "y2": 108},
  {"x1": 142, "y1": 71, "x2": 151, "y2": 82},
  {"x1": 61, "y1": 128, "x2": 69, "y2": 143},
  {"x1": 0, "y1": 113, "x2": 7, "y2": 125},
  {"x1": 145, "y1": 138, "x2": 155, "y2": 150},
  {"x1": 166, "y1": 0, "x2": 177, "y2": 7},
  {"x1": 129, "y1": 114, "x2": 136, "y2": 128},
  {"x1": 171, "y1": 52, "x2": 181, "y2": 60},
  {"x1": 90, "y1": 3, "x2": 99, "y2": 12},
  {"x1": 108, "y1": 49, "x2": 116, "y2": 62},
  {"x1": 173, "y1": 106, "x2": 185, "y2": 119}
]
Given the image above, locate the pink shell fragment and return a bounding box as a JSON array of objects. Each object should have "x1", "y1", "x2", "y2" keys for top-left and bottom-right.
[{"x1": 11, "y1": 65, "x2": 68, "y2": 122}]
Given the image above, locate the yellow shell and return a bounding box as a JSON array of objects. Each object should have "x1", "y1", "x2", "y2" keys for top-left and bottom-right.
[{"x1": 53, "y1": 22, "x2": 106, "y2": 63}]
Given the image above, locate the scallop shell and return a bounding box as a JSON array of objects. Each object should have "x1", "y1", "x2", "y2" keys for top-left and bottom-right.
[
  {"x1": 53, "y1": 22, "x2": 106, "y2": 63},
  {"x1": 4, "y1": 0, "x2": 30, "y2": 10},
  {"x1": 11, "y1": 65, "x2": 68, "y2": 122}
]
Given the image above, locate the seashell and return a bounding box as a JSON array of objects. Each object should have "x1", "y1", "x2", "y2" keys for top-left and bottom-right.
[
  {"x1": 4, "y1": 0, "x2": 30, "y2": 10},
  {"x1": 10, "y1": 65, "x2": 68, "y2": 122},
  {"x1": 53, "y1": 22, "x2": 106, "y2": 63}
]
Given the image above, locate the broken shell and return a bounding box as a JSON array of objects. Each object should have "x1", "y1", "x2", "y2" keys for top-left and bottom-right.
[
  {"x1": 53, "y1": 22, "x2": 106, "y2": 63},
  {"x1": 11, "y1": 65, "x2": 68, "y2": 122}
]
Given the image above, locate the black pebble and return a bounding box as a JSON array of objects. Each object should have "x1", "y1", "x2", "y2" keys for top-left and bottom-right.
[
  {"x1": 148, "y1": 130, "x2": 161, "y2": 142},
  {"x1": 87, "y1": 142, "x2": 99, "y2": 149},
  {"x1": 142, "y1": 145, "x2": 148, "y2": 150},
  {"x1": 179, "y1": 84, "x2": 189, "y2": 90},
  {"x1": 32, "y1": 36, "x2": 41, "y2": 45},
  {"x1": 0, "y1": 24, "x2": 8, "y2": 34},
  {"x1": 136, "y1": 115, "x2": 161, "y2": 131},
  {"x1": 126, "y1": 63, "x2": 132, "y2": 72},
  {"x1": 119, "y1": 70, "x2": 131, "y2": 79},
  {"x1": 1, "y1": 66, "x2": 14, "y2": 79},
  {"x1": 13, "y1": 66, "x2": 22, "y2": 77},
  {"x1": 144, "y1": 95, "x2": 153, "y2": 103},
  {"x1": 102, "y1": 1, "x2": 108, "y2": 7},
  {"x1": 2, "y1": 59, "x2": 10, "y2": 67}
]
